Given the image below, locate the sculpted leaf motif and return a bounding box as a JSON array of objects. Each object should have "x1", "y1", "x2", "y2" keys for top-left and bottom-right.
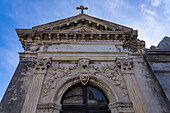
[
  {"x1": 101, "y1": 64, "x2": 118, "y2": 78},
  {"x1": 89, "y1": 65, "x2": 100, "y2": 75},
  {"x1": 99, "y1": 64, "x2": 128, "y2": 97},
  {"x1": 42, "y1": 64, "x2": 78, "y2": 96}
]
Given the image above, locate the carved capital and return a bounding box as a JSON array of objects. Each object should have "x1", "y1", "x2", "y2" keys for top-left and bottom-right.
[
  {"x1": 37, "y1": 103, "x2": 61, "y2": 110},
  {"x1": 116, "y1": 58, "x2": 134, "y2": 74},
  {"x1": 33, "y1": 58, "x2": 51, "y2": 74},
  {"x1": 109, "y1": 102, "x2": 134, "y2": 113},
  {"x1": 78, "y1": 58, "x2": 90, "y2": 85}
]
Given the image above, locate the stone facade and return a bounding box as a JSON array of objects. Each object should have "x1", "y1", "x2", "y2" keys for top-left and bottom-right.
[
  {"x1": 145, "y1": 37, "x2": 170, "y2": 105},
  {"x1": 0, "y1": 12, "x2": 170, "y2": 113}
]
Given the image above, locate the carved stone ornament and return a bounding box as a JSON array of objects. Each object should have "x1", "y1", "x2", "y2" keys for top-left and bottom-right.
[
  {"x1": 116, "y1": 58, "x2": 134, "y2": 73},
  {"x1": 99, "y1": 64, "x2": 128, "y2": 97},
  {"x1": 32, "y1": 58, "x2": 51, "y2": 74},
  {"x1": 108, "y1": 102, "x2": 134, "y2": 113},
  {"x1": 37, "y1": 103, "x2": 61, "y2": 110},
  {"x1": 80, "y1": 74, "x2": 89, "y2": 86},
  {"x1": 37, "y1": 103, "x2": 61, "y2": 113},
  {"x1": 42, "y1": 61, "x2": 128, "y2": 98},
  {"x1": 79, "y1": 58, "x2": 90, "y2": 85},
  {"x1": 29, "y1": 46, "x2": 40, "y2": 52},
  {"x1": 42, "y1": 64, "x2": 78, "y2": 96}
]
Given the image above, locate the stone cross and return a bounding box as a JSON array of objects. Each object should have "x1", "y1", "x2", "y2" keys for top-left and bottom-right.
[{"x1": 76, "y1": 5, "x2": 88, "y2": 14}]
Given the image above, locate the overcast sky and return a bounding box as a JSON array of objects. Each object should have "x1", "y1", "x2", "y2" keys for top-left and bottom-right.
[{"x1": 0, "y1": 0, "x2": 170, "y2": 101}]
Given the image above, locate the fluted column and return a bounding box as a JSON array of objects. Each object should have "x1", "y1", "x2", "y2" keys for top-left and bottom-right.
[
  {"x1": 116, "y1": 58, "x2": 148, "y2": 113},
  {"x1": 21, "y1": 58, "x2": 51, "y2": 113}
]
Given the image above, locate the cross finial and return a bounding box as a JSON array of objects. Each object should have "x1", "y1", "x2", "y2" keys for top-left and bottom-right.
[{"x1": 76, "y1": 5, "x2": 88, "y2": 14}]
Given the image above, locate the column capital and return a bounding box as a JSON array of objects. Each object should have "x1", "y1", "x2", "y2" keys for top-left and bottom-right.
[
  {"x1": 116, "y1": 58, "x2": 134, "y2": 74},
  {"x1": 108, "y1": 101, "x2": 134, "y2": 113},
  {"x1": 33, "y1": 58, "x2": 52, "y2": 74},
  {"x1": 37, "y1": 103, "x2": 61, "y2": 110}
]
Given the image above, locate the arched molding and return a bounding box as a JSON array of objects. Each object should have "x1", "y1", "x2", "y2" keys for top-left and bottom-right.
[{"x1": 52, "y1": 75, "x2": 119, "y2": 104}]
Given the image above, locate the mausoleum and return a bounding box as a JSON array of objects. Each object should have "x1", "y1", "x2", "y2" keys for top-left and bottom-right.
[{"x1": 0, "y1": 6, "x2": 170, "y2": 113}]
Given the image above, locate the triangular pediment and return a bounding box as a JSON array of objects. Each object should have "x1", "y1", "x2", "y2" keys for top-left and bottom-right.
[
  {"x1": 16, "y1": 14, "x2": 139, "y2": 51},
  {"x1": 63, "y1": 25, "x2": 102, "y2": 33},
  {"x1": 32, "y1": 14, "x2": 133, "y2": 32}
]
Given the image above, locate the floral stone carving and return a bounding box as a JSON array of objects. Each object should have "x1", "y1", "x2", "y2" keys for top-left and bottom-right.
[
  {"x1": 100, "y1": 64, "x2": 127, "y2": 97},
  {"x1": 43, "y1": 64, "x2": 78, "y2": 96},
  {"x1": 42, "y1": 62, "x2": 128, "y2": 98}
]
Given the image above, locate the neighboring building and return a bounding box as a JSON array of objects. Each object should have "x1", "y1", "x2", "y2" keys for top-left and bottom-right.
[{"x1": 0, "y1": 6, "x2": 170, "y2": 113}]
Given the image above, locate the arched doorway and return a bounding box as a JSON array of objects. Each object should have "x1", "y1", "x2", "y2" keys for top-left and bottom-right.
[{"x1": 61, "y1": 84, "x2": 111, "y2": 113}]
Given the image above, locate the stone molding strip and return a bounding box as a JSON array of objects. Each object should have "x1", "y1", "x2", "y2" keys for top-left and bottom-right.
[{"x1": 37, "y1": 103, "x2": 61, "y2": 110}]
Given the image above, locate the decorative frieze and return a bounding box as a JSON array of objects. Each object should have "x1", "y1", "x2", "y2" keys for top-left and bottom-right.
[
  {"x1": 19, "y1": 32, "x2": 135, "y2": 43},
  {"x1": 16, "y1": 31, "x2": 139, "y2": 52},
  {"x1": 42, "y1": 61, "x2": 128, "y2": 98}
]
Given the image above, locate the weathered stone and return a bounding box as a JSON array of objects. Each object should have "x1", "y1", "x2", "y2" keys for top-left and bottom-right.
[
  {"x1": 0, "y1": 61, "x2": 33, "y2": 113},
  {"x1": 145, "y1": 47, "x2": 170, "y2": 108},
  {"x1": 1, "y1": 6, "x2": 170, "y2": 113},
  {"x1": 157, "y1": 36, "x2": 170, "y2": 49}
]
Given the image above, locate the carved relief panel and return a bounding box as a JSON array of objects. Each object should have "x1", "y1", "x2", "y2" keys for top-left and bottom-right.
[
  {"x1": 36, "y1": 59, "x2": 135, "y2": 113},
  {"x1": 38, "y1": 60, "x2": 129, "y2": 104}
]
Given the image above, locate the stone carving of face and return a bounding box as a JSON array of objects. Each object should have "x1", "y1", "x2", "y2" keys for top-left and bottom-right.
[{"x1": 79, "y1": 59, "x2": 89, "y2": 74}]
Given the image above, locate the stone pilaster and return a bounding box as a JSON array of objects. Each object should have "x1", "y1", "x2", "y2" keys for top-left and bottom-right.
[
  {"x1": 116, "y1": 58, "x2": 148, "y2": 113},
  {"x1": 21, "y1": 58, "x2": 51, "y2": 113}
]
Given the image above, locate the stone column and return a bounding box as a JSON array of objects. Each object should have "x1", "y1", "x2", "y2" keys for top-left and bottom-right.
[
  {"x1": 116, "y1": 58, "x2": 148, "y2": 113},
  {"x1": 21, "y1": 58, "x2": 51, "y2": 113}
]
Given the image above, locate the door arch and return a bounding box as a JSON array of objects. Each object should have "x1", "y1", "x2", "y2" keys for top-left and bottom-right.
[{"x1": 61, "y1": 84, "x2": 111, "y2": 113}]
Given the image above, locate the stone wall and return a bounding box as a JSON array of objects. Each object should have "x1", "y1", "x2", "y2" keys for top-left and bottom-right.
[{"x1": 0, "y1": 61, "x2": 33, "y2": 113}]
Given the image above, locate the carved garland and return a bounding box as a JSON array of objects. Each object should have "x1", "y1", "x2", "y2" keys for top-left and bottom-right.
[{"x1": 42, "y1": 61, "x2": 128, "y2": 97}]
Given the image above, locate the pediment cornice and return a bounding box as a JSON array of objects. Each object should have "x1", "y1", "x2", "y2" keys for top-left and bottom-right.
[
  {"x1": 32, "y1": 14, "x2": 133, "y2": 32},
  {"x1": 16, "y1": 14, "x2": 143, "y2": 52}
]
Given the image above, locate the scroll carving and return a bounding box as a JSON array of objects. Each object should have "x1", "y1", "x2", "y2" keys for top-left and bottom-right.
[
  {"x1": 100, "y1": 64, "x2": 127, "y2": 97},
  {"x1": 42, "y1": 64, "x2": 78, "y2": 96},
  {"x1": 87, "y1": 64, "x2": 127, "y2": 97},
  {"x1": 42, "y1": 62, "x2": 128, "y2": 97}
]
